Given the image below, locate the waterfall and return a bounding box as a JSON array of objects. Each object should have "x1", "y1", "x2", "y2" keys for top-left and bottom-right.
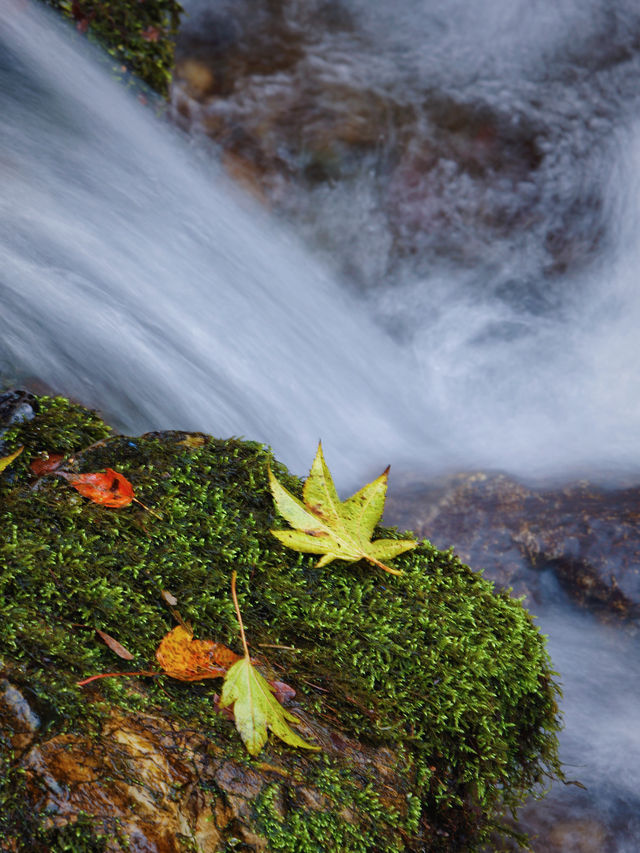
[{"x1": 0, "y1": 1, "x2": 424, "y2": 482}]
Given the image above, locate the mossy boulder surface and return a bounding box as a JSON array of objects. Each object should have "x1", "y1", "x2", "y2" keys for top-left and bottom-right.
[
  {"x1": 39, "y1": 0, "x2": 183, "y2": 96},
  {"x1": 0, "y1": 396, "x2": 562, "y2": 851}
]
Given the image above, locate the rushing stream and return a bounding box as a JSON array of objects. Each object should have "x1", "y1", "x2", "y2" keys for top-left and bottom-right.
[{"x1": 2, "y1": 1, "x2": 640, "y2": 849}]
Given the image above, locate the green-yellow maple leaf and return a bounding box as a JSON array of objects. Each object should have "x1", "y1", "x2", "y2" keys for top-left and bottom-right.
[
  {"x1": 220, "y1": 656, "x2": 319, "y2": 756},
  {"x1": 219, "y1": 571, "x2": 320, "y2": 756},
  {"x1": 269, "y1": 442, "x2": 417, "y2": 576},
  {"x1": 0, "y1": 446, "x2": 23, "y2": 474}
]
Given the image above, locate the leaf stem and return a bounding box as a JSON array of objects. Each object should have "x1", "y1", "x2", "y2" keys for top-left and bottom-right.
[
  {"x1": 77, "y1": 670, "x2": 157, "y2": 686},
  {"x1": 133, "y1": 497, "x2": 163, "y2": 519},
  {"x1": 231, "y1": 570, "x2": 250, "y2": 659},
  {"x1": 366, "y1": 555, "x2": 403, "y2": 576}
]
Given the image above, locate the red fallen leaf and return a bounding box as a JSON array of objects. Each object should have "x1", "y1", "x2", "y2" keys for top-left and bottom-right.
[
  {"x1": 155, "y1": 625, "x2": 241, "y2": 681},
  {"x1": 30, "y1": 453, "x2": 65, "y2": 477},
  {"x1": 270, "y1": 680, "x2": 296, "y2": 705},
  {"x1": 213, "y1": 693, "x2": 235, "y2": 721},
  {"x1": 141, "y1": 25, "x2": 161, "y2": 42},
  {"x1": 59, "y1": 468, "x2": 134, "y2": 508},
  {"x1": 95, "y1": 629, "x2": 135, "y2": 661}
]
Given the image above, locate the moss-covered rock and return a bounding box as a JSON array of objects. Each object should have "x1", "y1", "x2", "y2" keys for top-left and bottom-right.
[
  {"x1": 39, "y1": 0, "x2": 183, "y2": 96},
  {"x1": 0, "y1": 395, "x2": 562, "y2": 851}
]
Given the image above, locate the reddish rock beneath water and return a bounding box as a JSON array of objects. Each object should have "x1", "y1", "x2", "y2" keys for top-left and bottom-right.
[
  {"x1": 386, "y1": 471, "x2": 640, "y2": 623},
  {"x1": 168, "y1": 0, "x2": 558, "y2": 277}
]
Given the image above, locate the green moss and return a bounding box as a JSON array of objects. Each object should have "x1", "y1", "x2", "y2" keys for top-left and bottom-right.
[
  {"x1": 38, "y1": 0, "x2": 183, "y2": 96},
  {"x1": 253, "y1": 779, "x2": 403, "y2": 853},
  {"x1": 1, "y1": 395, "x2": 111, "y2": 456},
  {"x1": 38, "y1": 813, "x2": 112, "y2": 852},
  {"x1": 0, "y1": 396, "x2": 562, "y2": 850}
]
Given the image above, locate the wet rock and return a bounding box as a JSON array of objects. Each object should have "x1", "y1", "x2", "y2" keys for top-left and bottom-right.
[
  {"x1": 169, "y1": 0, "x2": 603, "y2": 285},
  {"x1": 0, "y1": 394, "x2": 562, "y2": 851},
  {"x1": 498, "y1": 798, "x2": 616, "y2": 853},
  {"x1": 0, "y1": 678, "x2": 41, "y2": 751},
  {"x1": 0, "y1": 390, "x2": 38, "y2": 449},
  {"x1": 386, "y1": 471, "x2": 640, "y2": 622},
  {"x1": 546, "y1": 818, "x2": 611, "y2": 852},
  {"x1": 24, "y1": 711, "x2": 219, "y2": 853}
]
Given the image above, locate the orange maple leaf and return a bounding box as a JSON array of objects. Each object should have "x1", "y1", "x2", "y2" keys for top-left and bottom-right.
[
  {"x1": 155, "y1": 625, "x2": 241, "y2": 681},
  {"x1": 78, "y1": 624, "x2": 296, "y2": 705},
  {"x1": 59, "y1": 468, "x2": 135, "y2": 508}
]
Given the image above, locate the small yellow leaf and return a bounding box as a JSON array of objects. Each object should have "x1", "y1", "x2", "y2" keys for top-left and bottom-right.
[
  {"x1": 178, "y1": 435, "x2": 206, "y2": 448},
  {"x1": 0, "y1": 446, "x2": 24, "y2": 474}
]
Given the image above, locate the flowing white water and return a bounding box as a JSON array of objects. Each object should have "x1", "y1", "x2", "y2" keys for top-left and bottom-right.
[
  {"x1": 540, "y1": 615, "x2": 640, "y2": 852},
  {"x1": 522, "y1": 573, "x2": 640, "y2": 851},
  {"x1": 4, "y1": 1, "x2": 640, "y2": 486},
  {"x1": 2, "y1": 3, "x2": 640, "y2": 847},
  {"x1": 0, "y1": 2, "x2": 426, "y2": 481}
]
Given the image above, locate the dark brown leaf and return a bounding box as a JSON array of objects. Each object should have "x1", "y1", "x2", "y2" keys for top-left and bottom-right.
[{"x1": 95, "y1": 629, "x2": 135, "y2": 660}]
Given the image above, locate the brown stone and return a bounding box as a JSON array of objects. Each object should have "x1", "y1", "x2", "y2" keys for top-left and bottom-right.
[
  {"x1": 386, "y1": 471, "x2": 640, "y2": 622},
  {"x1": 10, "y1": 693, "x2": 414, "y2": 851}
]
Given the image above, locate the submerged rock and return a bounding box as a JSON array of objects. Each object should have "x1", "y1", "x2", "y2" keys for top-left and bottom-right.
[
  {"x1": 169, "y1": 0, "x2": 605, "y2": 288},
  {"x1": 0, "y1": 394, "x2": 561, "y2": 851},
  {"x1": 386, "y1": 471, "x2": 640, "y2": 623}
]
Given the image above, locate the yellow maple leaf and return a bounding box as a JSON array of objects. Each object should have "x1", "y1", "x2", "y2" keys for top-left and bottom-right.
[
  {"x1": 219, "y1": 571, "x2": 320, "y2": 756},
  {"x1": 269, "y1": 442, "x2": 416, "y2": 575}
]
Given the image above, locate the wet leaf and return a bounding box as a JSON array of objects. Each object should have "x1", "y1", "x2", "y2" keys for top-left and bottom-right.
[
  {"x1": 95, "y1": 629, "x2": 135, "y2": 660},
  {"x1": 221, "y1": 570, "x2": 319, "y2": 756},
  {"x1": 178, "y1": 435, "x2": 206, "y2": 448},
  {"x1": 219, "y1": 657, "x2": 319, "y2": 756},
  {"x1": 155, "y1": 625, "x2": 240, "y2": 681},
  {"x1": 270, "y1": 680, "x2": 296, "y2": 705},
  {"x1": 269, "y1": 442, "x2": 417, "y2": 575},
  {"x1": 60, "y1": 468, "x2": 135, "y2": 508},
  {"x1": 30, "y1": 453, "x2": 65, "y2": 476},
  {"x1": 0, "y1": 446, "x2": 23, "y2": 473}
]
